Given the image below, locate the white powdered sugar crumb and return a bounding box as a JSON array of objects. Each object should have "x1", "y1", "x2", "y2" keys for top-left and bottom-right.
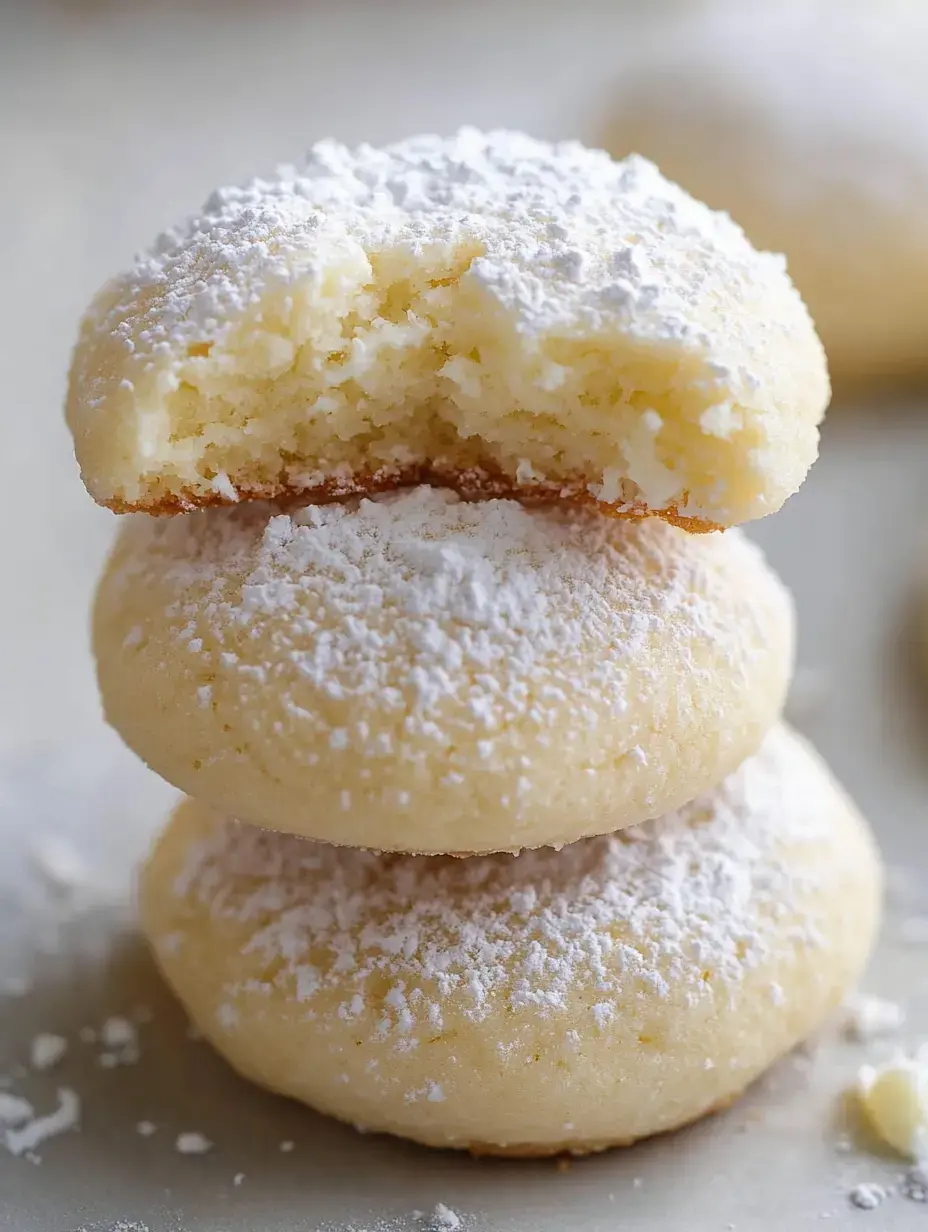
[
  {"x1": 842, "y1": 995, "x2": 905, "y2": 1042},
  {"x1": 2, "y1": 1088, "x2": 80, "y2": 1157},
  {"x1": 119, "y1": 487, "x2": 780, "y2": 767},
  {"x1": 175, "y1": 1131, "x2": 212, "y2": 1155},
  {"x1": 431, "y1": 1205, "x2": 462, "y2": 1230},
  {"x1": 167, "y1": 726, "x2": 842, "y2": 1039},
  {"x1": 848, "y1": 1182, "x2": 888, "y2": 1211},
  {"x1": 0, "y1": 1094, "x2": 33, "y2": 1126},
  {"x1": 102, "y1": 1016, "x2": 138, "y2": 1049},
  {"x1": 136, "y1": 1120, "x2": 156, "y2": 1137},
  {"x1": 97, "y1": 1015, "x2": 141, "y2": 1067},
  {"x1": 316, "y1": 1207, "x2": 468, "y2": 1232},
  {"x1": 233, "y1": 1172, "x2": 245, "y2": 1186},
  {"x1": 279, "y1": 1139, "x2": 295, "y2": 1152},
  {"x1": 29, "y1": 1033, "x2": 67, "y2": 1071},
  {"x1": 904, "y1": 1162, "x2": 928, "y2": 1203},
  {"x1": 81, "y1": 129, "x2": 805, "y2": 405}
]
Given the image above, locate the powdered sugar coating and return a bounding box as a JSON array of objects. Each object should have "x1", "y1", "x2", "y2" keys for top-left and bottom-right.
[
  {"x1": 159, "y1": 727, "x2": 863, "y2": 1028},
  {"x1": 140, "y1": 726, "x2": 881, "y2": 1153},
  {"x1": 79, "y1": 129, "x2": 805, "y2": 375},
  {"x1": 68, "y1": 128, "x2": 826, "y2": 522},
  {"x1": 95, "y1": 488, "x2": 793, "y2": 851}
]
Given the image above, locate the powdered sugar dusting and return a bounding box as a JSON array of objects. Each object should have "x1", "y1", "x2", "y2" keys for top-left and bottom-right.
[
  {"x1": 110, "y1": 487, "x2": 780, "y2": 765},
  {"x1": 162, "y1": 727, "x2": 844, "y2": 1038},
  {"x1": 2, "y1": 1089, "x2": 80, "y2": 1157},
  {"x1": 29, "y1": 1033, "x2": 67, "y2": 1071},
  {"x1": 175, "y1": 1131, "x2": 212, "y2": 1155},
  {"x1": 76, "y1": 128, "x2": 807, "y2": 400}
]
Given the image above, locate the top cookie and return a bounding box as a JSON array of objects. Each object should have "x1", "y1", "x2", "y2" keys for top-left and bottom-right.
[{"x1": 66, "y1": 129, "x2": 828, "y2": 528}]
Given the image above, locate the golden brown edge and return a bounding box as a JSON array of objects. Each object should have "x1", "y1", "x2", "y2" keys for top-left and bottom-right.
[{"x1": 99, "y1": 464, "x2": 720, "y2": 533}]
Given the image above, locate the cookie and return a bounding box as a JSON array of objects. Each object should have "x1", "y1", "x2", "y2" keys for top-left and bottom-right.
[
  {"x1": 604, "y1": 0, "x2": 928, "y2": 385},
  {"x1": 139, "y1": 726, "x2": 881, "y2": 1156},
  {"x1": 67, "y1": 129, "x2": 827, "y2": 526},
  {"x1": 94, "y1": 488, "x2": 793, "y2": 853}
]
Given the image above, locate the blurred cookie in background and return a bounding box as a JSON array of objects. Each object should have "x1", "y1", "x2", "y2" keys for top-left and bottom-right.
[{"x1": 603, "y1": 0, "x2": 928, "y2": 388}]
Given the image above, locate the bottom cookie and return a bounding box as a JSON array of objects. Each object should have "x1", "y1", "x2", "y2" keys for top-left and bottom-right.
[{"x1": 139, "y1": 724, "x2": 881, "y2": 1155}]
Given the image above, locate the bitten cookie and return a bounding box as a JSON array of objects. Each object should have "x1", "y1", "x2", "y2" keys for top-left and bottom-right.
[
  {"x1": 604, "y1": 0, "x2": 928, "y2": 385},
  {"x1": 139, "y1": 726, "x2": 882, "y2": 1156},
  {"x1": 94, "y1": 488, "x2": 794, "y2": 853},
  {"x1": 67, "y1": 129, "x2": 827, "y2": 526}
]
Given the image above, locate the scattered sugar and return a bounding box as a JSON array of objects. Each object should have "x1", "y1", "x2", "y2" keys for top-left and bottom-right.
[
  {"x1": 166, "y1": 727, "x2": 839, "y2": 1039},
  {"x1": 0, "y1": 1094, "x2": 33, "y2": 1126},
  {"x1": 74, "y1": 1224, "x2": 149, "y2": 1232},
  {"x1": 279, "y1": 1139, "x2": 295, "y2": 1152},
  {"x1": 2, "y1": 1088, "x2": 80, "y2": 1157},
  {"x1": 136, "y1": 1120, "x2": 156, "y2": 1137},
  {"x1": 431, "y1": 1205, "x2": 461, "y2": 1231},
  {"x1": 120, "y1": 487, "x2": 781, "y2": 778},
  {"x1": 848, "y1": 1182, "x2": 888, "y2": 1211},
  {"x1": 316, "y1": 1208, "x2": 468, "y2": 1232},
  {"x1": 175, "y1": 1131, "x2": 212, "y2": 1155},
  {"x1": 79, "y1": 128, "x2": 807, "y2": 442},
  {"x1": 904, "y1": 1163, "x2": 928, "y2": 1202},
  {"x1": 842, "y1": 995, "x2": 904, "y2": 1042},
  {"x1": 30, "y1": 1033, "x2": 67, "y2": 1071},
  {"x1": 233, "y1": 1172, "x2": 246, "y2": 1186},
  {"x1": 102, "y1": 1016, "x2": 138, "y2": 1049}
]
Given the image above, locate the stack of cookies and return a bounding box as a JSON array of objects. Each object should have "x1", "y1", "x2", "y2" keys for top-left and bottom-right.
[{"x1": 67, "y1": 131, "x2": 882, "y2": 1156}]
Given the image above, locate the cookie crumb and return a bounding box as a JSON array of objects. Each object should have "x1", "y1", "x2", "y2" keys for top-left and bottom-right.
[{"x1": 848, "y1": 1182, "x2": 887, "y2": 1210}]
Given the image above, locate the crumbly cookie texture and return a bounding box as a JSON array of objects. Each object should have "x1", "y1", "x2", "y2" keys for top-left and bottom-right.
[
  {"x1": 93, "y1": 488, "x2": 794, "y2": 853},
  {"x1": 858, "y1": 1050, "x2": 928, "y2": 1160},
  {"x1": 66, "y1": 129, "x2": 828, "y2": 526},
  {"x1": 140, "y1": 725, "x2": 881, "y2": 1155}
]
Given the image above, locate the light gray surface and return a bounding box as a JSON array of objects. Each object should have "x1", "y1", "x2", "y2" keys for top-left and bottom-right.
[{"x1": 2, "y1": 2, "x2": 928, "y2": 1229}]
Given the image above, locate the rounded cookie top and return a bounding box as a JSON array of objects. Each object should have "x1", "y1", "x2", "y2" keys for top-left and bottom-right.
[
  {"x1": 604, "y1": 1, "x2": 928, "y2": 381},
  {"x1": 94, "y1": 487, "x2": 794, "y2": 852},
  {"x1": 610, "y1": 1, "x2": 928, "y2": 208},
  {"x1": 67, "y1": 129, "x2": 827, "y2": 524},
  {"x1": 156, "y1": 726, "x2": 860, "y2": 1026},
  {"x1": 139, "y1": 724, "x2": 881, "y2": 1152}
]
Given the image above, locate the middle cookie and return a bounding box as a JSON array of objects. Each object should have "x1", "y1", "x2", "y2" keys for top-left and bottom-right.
[{"x1": 94, "y1": 488, "x2": 793, "y2": 853}]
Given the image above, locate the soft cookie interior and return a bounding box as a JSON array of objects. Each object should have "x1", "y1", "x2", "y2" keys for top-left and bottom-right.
[{"x1": 67, "y1": 131, "x2": 828, "y2": 526}]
